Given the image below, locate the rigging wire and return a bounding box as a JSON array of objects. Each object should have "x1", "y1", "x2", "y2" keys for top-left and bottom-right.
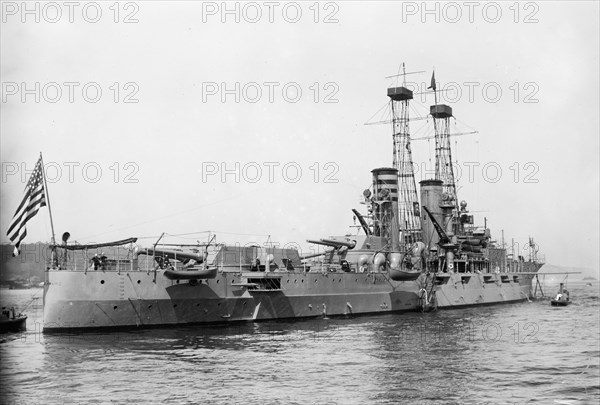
[
  {"x1": 364, "y1": 101, "x2": 391, "y2": 126},
  {"x1": 77, "y1": 187, "x2": 268, "y2": 242}
]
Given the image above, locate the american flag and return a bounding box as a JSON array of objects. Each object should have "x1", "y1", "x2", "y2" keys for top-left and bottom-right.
[
  {"x1": 6, "y1": 156, "x2": 47, "y2": 256},
  {"x1": 428, "y1": 71, "x2": 436, "y2": 91}
]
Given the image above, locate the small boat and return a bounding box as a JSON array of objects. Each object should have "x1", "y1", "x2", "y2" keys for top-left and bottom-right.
[
  {"x1": 550, "y1": 283, "x2": 571, "y2": 306},
  {"x1": 389, "y1": 267, "x2": 421, "y2": 281},
  {"x1": 0, "y1": 307, "x2": 27, "y2": 333},
  {"x1": 164, "y1": 267, "x2": 217, "y2": 280}
]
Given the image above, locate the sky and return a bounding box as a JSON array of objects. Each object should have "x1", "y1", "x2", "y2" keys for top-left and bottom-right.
[{"x1": 1, "y1": 1, "x2": 598, "y2": 272}]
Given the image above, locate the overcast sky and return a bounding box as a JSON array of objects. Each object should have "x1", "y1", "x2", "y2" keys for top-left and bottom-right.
[{"x1": 1, "y1": 1, "x2": 598, "y2": 271}]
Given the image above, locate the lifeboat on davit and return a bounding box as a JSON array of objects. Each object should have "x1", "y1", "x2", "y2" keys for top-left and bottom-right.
[
  {"x1": 388, "y1": 268, "x2": 421, "y2": 281},
  {"x1": 136, "y1": 248, "x2": 217, "y2": 280},
  {"x1": 387, "y1": 252, "x2": 421, "y2": 281},
  {"x1": 163, "y1": 267, "x2": 217, "y2": 280}
]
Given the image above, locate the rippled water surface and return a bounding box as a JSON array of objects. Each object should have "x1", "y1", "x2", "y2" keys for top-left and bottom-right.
[{"x1": 1, "y1": 281, "x2": 599, "y2": 404}]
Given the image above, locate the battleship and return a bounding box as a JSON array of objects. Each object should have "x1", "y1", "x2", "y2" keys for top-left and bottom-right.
[{"x1": 41, "y1": 69, "x2": 544, "y2": 331}]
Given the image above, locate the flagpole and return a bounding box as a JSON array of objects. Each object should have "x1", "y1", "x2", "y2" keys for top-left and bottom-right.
[
  {"x1": 432, "y1": 67, "x2": 438, "y2": 106},
  {"x1": 39, "y1": 152, "x2": 56, "y2": 245},
  {"x1": 38, "y1": 152, "x2": 58, "y2": 320},
  {"x1": 39, "y1": 152, "x2": 57, "y2": 272}
]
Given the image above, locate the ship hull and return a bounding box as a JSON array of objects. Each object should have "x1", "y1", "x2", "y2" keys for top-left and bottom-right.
[
  {"x1": 431, "y1": 272, "x2": 537, "y2": 308},
  {"x1": 43, "y1": 267, "x2": 540, "y2": 331},
  {"x1": 0, "y1": 316, "x2": 27, "y2": 333},
  {"x1": 43, "y1": 270, "x2": 420, "y2": 330}
]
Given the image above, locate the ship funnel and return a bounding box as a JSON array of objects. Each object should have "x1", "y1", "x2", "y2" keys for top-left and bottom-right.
[
  {"x1": 419, "y1": 179, "x2": 444, "y2": 248},
  {"x1": 371, "y1": 168, "x2": 400, "y2": 251}
]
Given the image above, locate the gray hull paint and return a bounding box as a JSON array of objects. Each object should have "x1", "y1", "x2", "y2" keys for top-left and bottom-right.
[
  {"x1": 43, "y1": 268, "x2": 539, "y2": 331},
  {"x1": 428, "y1": 272, "x2": 536, "y2": 308}
]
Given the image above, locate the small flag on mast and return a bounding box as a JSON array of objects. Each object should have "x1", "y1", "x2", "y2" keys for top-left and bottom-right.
[
  {"x1": 428, "y1": 71, "x2": 436, "y2": 91},
  {"x1": 6, "y1": 156, "x2": 47, "y2": 256}
]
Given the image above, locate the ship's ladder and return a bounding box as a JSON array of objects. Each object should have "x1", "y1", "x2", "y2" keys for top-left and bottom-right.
[{"x1": 419, "y1": 274, "x2": 437, "y2": 312}]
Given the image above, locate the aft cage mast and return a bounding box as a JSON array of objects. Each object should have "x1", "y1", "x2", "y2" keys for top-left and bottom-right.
[{"x1": 429, "y1": 70, "x2": 459, "y2": 217}]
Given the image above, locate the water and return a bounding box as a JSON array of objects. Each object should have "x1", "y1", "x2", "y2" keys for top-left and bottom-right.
[{"x1": 1, "y1": 281, "x2": 599, "y2": 405}]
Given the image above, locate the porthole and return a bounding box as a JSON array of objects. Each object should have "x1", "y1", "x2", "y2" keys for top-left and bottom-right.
[
  {"x1": 137, "y1": 280, "x2": 141, "y2": 284},
  {"x1": 100, "y1": 280, "x2": 105, "y2": 284},
  {"x1": 113, "y1": 306, "x2": 118, "y2": 310},
  {"x1": 148, "y1": 304, "x2": 153, "y2": 309}
]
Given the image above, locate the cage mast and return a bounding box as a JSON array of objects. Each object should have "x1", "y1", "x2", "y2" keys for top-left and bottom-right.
[
  {"x1": 387, "y1": 63, "x2": 422, "y2": 246},
  {"x1": 429, "y1": 71, "x2": 459, "y2": 216}
]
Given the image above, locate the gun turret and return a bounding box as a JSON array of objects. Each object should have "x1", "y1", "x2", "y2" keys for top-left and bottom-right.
[{"x1": 307, "y1": 239, "x2": 356, "y2": 249}]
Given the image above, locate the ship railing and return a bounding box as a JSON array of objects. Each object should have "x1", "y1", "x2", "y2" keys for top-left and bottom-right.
[
  {"x1": 48, "y1": 258, "x2": 139, "y2": 272},
  {"x1": 49, "y1": 244, "x2": 139, "y2": 273},
  {"x1": 504, "y1": 257, "x2": 545, "y2": 272},
  {"x1": 46, "y1": 244, "x2": 143, "y2": 272},
  {"x1": 505, "y1": 262, "x2": 517, "y2": 273},
  {"x1": 48, "y1": 244, "x2": 233, "y2": 273}
]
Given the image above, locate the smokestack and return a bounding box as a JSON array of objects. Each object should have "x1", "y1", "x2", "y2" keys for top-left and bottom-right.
[
  {"x1": 419, "y1": 179, "x2": 444, "y2": 248},
  {"x1": 371, "y1": 168, "x2": 400, "y2": 251}
]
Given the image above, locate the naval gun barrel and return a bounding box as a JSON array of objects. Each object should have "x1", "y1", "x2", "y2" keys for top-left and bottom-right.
[
  {"x1": 137, "y1": 248, "x2": 204, "y2": 263},
  {"x1": 299, "y1": 250, "x2": 333, "y2": 261},
  {"x1": 307, "y1": 239, "x2": 356, "y2": 249}
]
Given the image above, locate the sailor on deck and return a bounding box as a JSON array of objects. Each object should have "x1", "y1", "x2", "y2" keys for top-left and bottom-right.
[
  {"x1": 99, "y1": 252, "x2": 108, "y2": 269},
  {"x1": 249, "y1": 257, "x2": 260, "y2": 271},
  {"x1": 91, "y1": 254, "x2": 101, "y2": 270}
]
